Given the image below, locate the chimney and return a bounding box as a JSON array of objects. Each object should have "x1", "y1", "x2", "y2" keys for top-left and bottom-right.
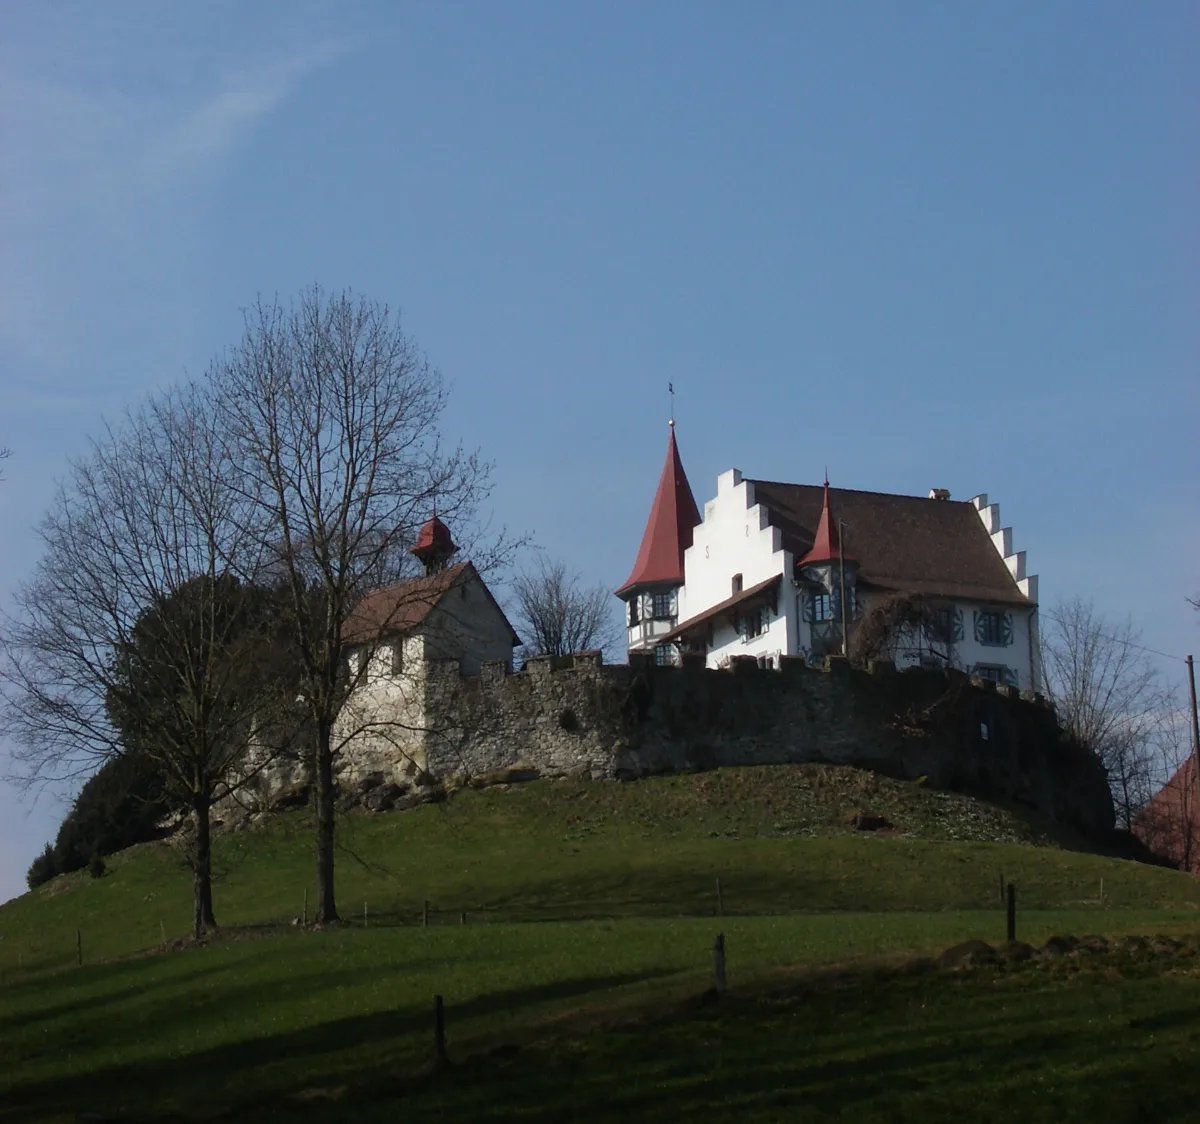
[{"x1": 928, "y1": 488, "x2": 951, "y2": 501}]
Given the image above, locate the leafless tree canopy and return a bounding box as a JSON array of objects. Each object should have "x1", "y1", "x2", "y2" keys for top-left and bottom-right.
[
  {"x1": 1040, "y1": 596, "x2": 1168, "y2": 828},
  {"x1": 847, "y1": 592, "x2": 954, "y2": 669},
  {"x1": 213, "y1": 286, "x2": 511, "y2": 922},
  {"x1": 0, "y1": 386, "x2": 291, "y2": 936},
  {"x1": 512, "y1": 557, "x2": 620, "y2": 659}
]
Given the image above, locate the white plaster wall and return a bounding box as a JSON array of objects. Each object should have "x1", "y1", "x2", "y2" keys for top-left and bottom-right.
[
  {"x1": 423, "y1": 573, "x2": 516, "y2": 675},
  {"x1": 681, "y1": 469, "x2": 794, "y2": 668}
]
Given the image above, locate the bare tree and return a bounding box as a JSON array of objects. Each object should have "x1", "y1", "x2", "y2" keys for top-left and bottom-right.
[
  {"x1": 213, "y1": 287, "x2": 508, "y2": 924},
  {"x1": 512, "y1": 557, "x2": 620, "y2": 659},
  {"x1": 1135, "y1": 700, "x2": 1199, "y2": 870},
  {"x1": 1040, "y1": 596, "x2": 1167, "y2": 828},
  {"x1": 0, "y1": 386, "x2": 291, "y2": 936},
  {"x1": 847, "y1": 592, "x2": 955, "y2": 669}
]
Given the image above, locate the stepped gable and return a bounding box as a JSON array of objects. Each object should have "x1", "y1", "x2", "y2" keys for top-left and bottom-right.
[
  {"x1": 750, "y1": 480, "x2": 1031, "y2": 606},
  {"x1": 342, "y1": 561, "x2": 471, "y2": 644},
  {"x1": 617, "y1": 427, "x2": 702, "y2": 595}
]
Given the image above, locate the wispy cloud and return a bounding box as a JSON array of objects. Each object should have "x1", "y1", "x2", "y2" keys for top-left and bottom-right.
[
  {"x1": 144, "y1": 43, "x2": 348, "y2": 185},
  {"x1": 0, "y1": 36, "x2": 349, "y2": 371}
]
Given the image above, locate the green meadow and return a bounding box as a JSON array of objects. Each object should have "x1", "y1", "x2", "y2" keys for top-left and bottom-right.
[{"x1": 3, "y1": 766, "x2": 1199, "y2": 1121}]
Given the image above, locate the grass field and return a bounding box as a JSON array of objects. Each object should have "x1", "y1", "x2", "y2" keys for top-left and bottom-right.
[{"x1": 3, "y1": 766, "x2": 1200, "y2": 1121}]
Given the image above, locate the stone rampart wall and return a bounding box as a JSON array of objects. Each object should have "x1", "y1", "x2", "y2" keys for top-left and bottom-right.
[{"x1": 421, "y1": 652, "x2": 1114, "y2": 837}]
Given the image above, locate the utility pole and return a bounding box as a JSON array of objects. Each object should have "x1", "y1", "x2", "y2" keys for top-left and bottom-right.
[
  {"x1": 1187, "y1": 655, "x2": 1199, "y2": 815},
  {"x1": 838, "y1": 519, "x2": 849, "y2": 658}
]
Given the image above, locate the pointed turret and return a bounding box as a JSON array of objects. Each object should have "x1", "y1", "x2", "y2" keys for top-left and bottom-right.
[
  {"x1": 618, "y1": 424, "x2": 702, "y2": 662},
  {"x1": 617, "y1": 425, "x2": 701, "y2": 595},
  {"x1": 798, "y1": 480, "x2": 855, "y2": 567}
]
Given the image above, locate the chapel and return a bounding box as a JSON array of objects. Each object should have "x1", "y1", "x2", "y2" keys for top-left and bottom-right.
[{"x1": 617, "y1": 425, "x2": 1040, "y2": 690}]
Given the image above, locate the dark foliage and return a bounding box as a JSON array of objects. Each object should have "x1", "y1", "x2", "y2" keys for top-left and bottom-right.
[
  {"x1": 51, "y1": 752, "x2": 176, "y2": 875},
  {"x1": 88, "y1": 854, "x2": 106, "y2": 879},
  {"x1": 25, "y1": 843, "x2": 57, "y2": 890}
]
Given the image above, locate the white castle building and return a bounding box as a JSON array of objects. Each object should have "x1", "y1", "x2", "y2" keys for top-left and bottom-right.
[{"x1": 617, "y1": 424, "x2": 1040, "y2": 690}]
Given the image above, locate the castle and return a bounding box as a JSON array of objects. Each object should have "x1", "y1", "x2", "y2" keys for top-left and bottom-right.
[{"x1": 230, "y1": 435, "x2": 1113, "y2": 840}]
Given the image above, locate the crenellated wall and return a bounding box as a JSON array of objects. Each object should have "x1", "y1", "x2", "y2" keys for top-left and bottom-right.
[
  {"x1": 415, "y1": 651, "x2": 1112, "y2": 837},
  {"x1": 226, "y1": 650, "x2": 1113, "y2": 839}
]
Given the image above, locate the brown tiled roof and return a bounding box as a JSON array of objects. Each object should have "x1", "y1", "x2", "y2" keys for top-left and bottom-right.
[
  {"x1": 748, "y1": 480, "x2": 1033, "y2": 607},
  {"x1": 663, "y1": 574, "x2": 782, "y2": 642},
  {"x1": 342, "y1": 561, "x2": 519, "y2": 647}
]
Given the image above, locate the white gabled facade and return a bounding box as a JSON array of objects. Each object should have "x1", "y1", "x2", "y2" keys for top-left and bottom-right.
[{"x1": 630, "y1": 462, "x2": 1040, "y2": 690}]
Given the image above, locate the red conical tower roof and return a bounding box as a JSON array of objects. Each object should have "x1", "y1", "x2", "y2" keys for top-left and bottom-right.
[
  {"x1": 798, "y1": 480, "x2": 856, "y2": 566},
  {"x1": 617, "y1": 426, "x2": 702, "y2": 596}
]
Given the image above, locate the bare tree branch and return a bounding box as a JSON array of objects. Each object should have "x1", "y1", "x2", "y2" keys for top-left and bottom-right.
[
  {"x1": 0, "y1": 386, "x2": 292, "y2": 934},
  {"x1": 511, "y1": 557, "x2": 620, "y2": 660},
  {"x1": 1040, "y1": 596, "x2": 1168, "y2": 828},
  {"x1": 212, "y1": 286, "x2": 514, "y2": 923}
]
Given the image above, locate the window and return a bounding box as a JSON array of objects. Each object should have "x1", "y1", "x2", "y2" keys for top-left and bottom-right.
[
  {"x1": 811, "y1": 593, "x2": 833, "y2": 622},
  {"x1": 975, "y1": 610, "x2": 1011, "y2": 647},
  {"x1": 972, "y1": 664, "x2": 1018, "y2": 687},
  {"x1": 390, "y1": 640, "x2": 404, "y2": 676},
  {"x1": 741, "y1": 608, "x2": 764, "y2": 640},
  {"x1": 628, "y1": 598, "x2": 640, "y2": 626},
  {"x1": 731, "y1": 573, "x2": 743, "y2": 595},
  {"x1": 651, "y1": 591, "x2": 675, "y2": 620},
  {"x1": 654, "y1": 643, "x2": 676, "y2": 666}
]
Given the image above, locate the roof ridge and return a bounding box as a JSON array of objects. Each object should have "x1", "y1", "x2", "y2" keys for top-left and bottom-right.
[{"x1": 748, "y1": 478, "x2": 975, "y2": 505}]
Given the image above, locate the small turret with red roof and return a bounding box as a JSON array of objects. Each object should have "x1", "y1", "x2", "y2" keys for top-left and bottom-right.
[
  {"x1": 411, "y1": 512, "x2": 458, "y2": 575},
  {"x1": 617, "y1": 422, "x2": 702, "y2": 662}
]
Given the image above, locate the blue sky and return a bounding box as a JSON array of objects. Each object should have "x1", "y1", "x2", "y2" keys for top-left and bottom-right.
[{"x1": 1, "y1": 1, "x2": 1196, "y2": 903}]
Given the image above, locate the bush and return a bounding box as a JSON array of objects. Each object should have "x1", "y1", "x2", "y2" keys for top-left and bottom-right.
[
  {"x1": 88, "y1": 854, "x2": 107, "y2": 879},
  {"x1": 26, "y1": 843, "x2": 57, "y2": 890},
  {"x1": 52, "y1": 753, "x2": 177, "y2": 874}
]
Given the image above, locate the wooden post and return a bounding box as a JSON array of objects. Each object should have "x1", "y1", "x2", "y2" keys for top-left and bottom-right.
[
  {"x1": 160, "y1": 920, "x2": 166, "y2": 947},
  {"x1": 716, "y1": 876, "x2": 724, "y2": 917},
  {"x1": 460, "y1": 910, "x2": 467, "y2": 925},
  {"x1": 1006, "y1": 883, "x2": 1016, "y2": 942},
  {"x1": 76, "y1": 930, "x2": 82, "y2": 967},
  {"x1": 303, "y1": 887, "x2": 308, "y2": 927},
  {"x1": 433, "y1": 994, "x2": 447, "y2": 1067},
  {"x1": 713, "y1": 932, "x2": 726, "y2": 994},
  {"x1": 364, "y1": 901, "x2": 368, "y2": 928},
  {"x1": 423, "y1": 900, "x2": 430, "y2": 928}
]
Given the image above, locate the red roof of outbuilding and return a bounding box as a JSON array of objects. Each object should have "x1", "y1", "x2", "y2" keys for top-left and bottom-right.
[
  {"x1": 410, "y1": 514, "x2": 457, "y2": 560},
  {"x1": 797, "y1": 481, "x2": 856, "y2": 567},
  {"x1": 617, "y1": 427, "x2": 702, "y2": 597}
]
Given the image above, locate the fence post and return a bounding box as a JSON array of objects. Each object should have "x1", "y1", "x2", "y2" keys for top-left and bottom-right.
[
  {"x1": 434, "y1": 994, "x2": 448, "y2": 1067},
  {"x1": 423, "y1": 900, "x2": 430, "y2": 928},
  {"x1": 460, "y1": 910, "x2": 467, "y2": 926},
  {"x1": 160, "y1": 920, "x2": 166, "y2": 948},
  {"x1": 713, "y1": 932, "x2": 726, "y2": 994},
  {"x1": 303, "y1": 887, "x2": 308, "y2": 927},
  {"x1": 1006, "y1": 883, "x2": 1016, "y2": 942},
  {"x1": 716, "y1": 876, "x2": 724, "y2": 917}
]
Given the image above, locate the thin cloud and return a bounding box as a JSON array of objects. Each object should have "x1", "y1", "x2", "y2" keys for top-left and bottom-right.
[{"x1": 144, "y1": 43, "x2": 349, "y2": 185}]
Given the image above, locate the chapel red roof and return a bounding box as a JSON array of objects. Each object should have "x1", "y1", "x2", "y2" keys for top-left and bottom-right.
[
  {"x1": 616, "y1": 426, "x2": 702, "y2": 597},
  {"x1": 797, "y1": 480, "x2": 856, "y2": 567},
  {"x1": 410, "y1": 514, "x2": 458, "y2": 562}
]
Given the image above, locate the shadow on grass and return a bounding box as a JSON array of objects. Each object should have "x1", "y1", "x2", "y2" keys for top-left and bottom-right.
[{"x1": 0, "y1": 969, "x2": 677, "y2": 1123}]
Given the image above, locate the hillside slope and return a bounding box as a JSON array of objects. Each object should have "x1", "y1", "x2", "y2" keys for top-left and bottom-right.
[{"x1": 2, "y1": 764, "x2": 1195, "y2": 973}]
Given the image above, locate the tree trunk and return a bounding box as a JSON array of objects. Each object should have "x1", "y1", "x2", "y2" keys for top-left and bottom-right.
[
  {"x1": 191, "y1": 796, "x2": 217, "y2": 940},
  {"x1": 314, "y1": 723, "x2": 338, "y2": 923}
]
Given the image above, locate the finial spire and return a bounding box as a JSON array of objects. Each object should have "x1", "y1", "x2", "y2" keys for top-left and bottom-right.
[{"x1": 668, "y1": 382, "x2": 675, "y2": 428}]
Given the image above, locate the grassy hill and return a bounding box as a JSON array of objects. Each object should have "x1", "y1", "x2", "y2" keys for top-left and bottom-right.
[
  {"x1": 3, "y1": 764, "x2": 1200, "y2": 1121},
  {"x1": 2, "y1": 764, "x2": 1195, "y2": 973}
]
